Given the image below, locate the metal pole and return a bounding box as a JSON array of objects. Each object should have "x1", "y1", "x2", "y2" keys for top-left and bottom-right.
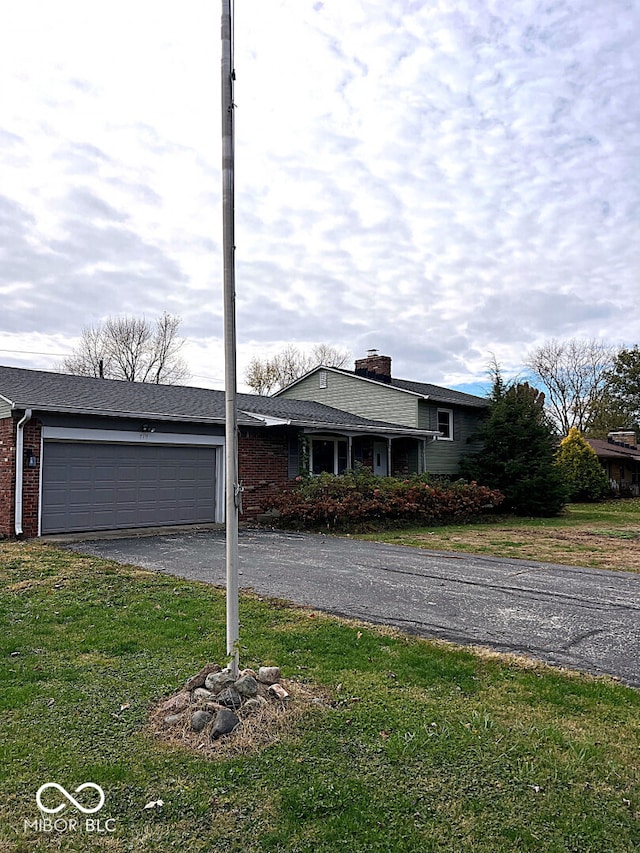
[{"x1": 221, "y1": 0, "x2": 239, "y2": 677}]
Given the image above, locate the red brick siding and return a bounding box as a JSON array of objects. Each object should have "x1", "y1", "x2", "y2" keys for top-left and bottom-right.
[
  {"x1": 21, "y1": 420, "x2": 41, "y2": 538},
  {"x1": 238, "y1": 427, "x2": 294, "y2": 518},
  {"x1": 0, "y1": 417, "x2": 41, "y2": 539},
  {"x1": 1, "y1": 418, "x2": 296, "y2": 536},
  {"x1": 0, "y1": 418, "x2": 16, "y2": 538}
]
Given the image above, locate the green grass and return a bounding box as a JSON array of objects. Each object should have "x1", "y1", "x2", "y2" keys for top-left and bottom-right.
[
  {"x1": 1, "y1": 541, "x2": 639, "y2": 852},
  {"x1": 356, "y1": 499, "x2": 640, "y2": 572}
]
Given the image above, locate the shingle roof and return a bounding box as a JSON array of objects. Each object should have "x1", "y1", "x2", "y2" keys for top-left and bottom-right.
[
  {"x1": 0, "y1": 365, "x2": 433, "y2": 436},
  {"x1": 587, "y1": 438, "x2": 640, "y2": 461},
  {"x1": 0, "y1": 365, "x2": 232, "y2": 423},
  {"x1": 389, "y1": 377, "x2": 487, "y2": 408}
]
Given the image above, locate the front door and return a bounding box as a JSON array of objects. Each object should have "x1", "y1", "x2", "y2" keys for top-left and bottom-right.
[{"x1": 373, "y1": 441, "x2": 388, "y2": 477}]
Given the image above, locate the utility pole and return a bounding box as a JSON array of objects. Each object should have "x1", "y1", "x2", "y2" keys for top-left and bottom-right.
[{"x1": 221, "y1": 0, "x2": 239, "y2": 677}]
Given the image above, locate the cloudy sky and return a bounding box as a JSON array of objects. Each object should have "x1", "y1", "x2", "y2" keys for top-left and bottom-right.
[{"x1": 1, "y1": 0, "x2": 639, "y2": 394}]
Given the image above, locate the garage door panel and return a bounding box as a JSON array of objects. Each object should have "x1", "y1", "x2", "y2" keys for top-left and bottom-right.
[{"x1": 42, "y1": 442, "x2": 218, "y2": 534}]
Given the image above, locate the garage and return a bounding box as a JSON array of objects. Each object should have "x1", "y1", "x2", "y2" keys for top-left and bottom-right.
[{"x1": 41, "y1": 439, "x2": 221, "y2": 535}]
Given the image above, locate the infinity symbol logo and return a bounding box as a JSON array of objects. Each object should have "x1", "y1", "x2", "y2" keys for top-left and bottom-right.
[{"x1": 36, "y1": 782, "x2": 105, "y2": 815}]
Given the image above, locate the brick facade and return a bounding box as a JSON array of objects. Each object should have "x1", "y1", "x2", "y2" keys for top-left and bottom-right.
[
  {"x1": 238, "y1": 426, "x2": 294, "y2": 518},
  {"x1": 1, "y1": 417, "x2": 297, "y2": 538},
  {"x1": 1, "y1": 417, "x2": 423, "y2": 538},
  {"x1": 0, "y1": 416, "x2": 42, "y2": 539},
  {"x1": 20, "y1": 420, "x2": 42, "y2": 538},
  {"x1": 0, "y1": 418, "x2": 15, "y2": 538}
]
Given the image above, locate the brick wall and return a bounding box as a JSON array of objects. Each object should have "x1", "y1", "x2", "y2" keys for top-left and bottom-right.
[
  {"x1": 238, "y1": 426, "x2": 294, "y2": 518},
  {"x1": 0, "y1": 417, "x2": 41, "y2": 539},
  {"x1": 21, "y1": 420, "x2": 42, "y2": 538},
  {"x1": 0, "y1": 418, "x2": 15, "y2": 538},
  {"x1": 1, "y1": 419, "x2": 296, "y2": 535}
]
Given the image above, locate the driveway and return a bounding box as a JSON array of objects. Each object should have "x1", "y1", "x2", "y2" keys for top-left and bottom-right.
[{"x1": 70, "y1": 529, "x2": 640, "y2": 688}]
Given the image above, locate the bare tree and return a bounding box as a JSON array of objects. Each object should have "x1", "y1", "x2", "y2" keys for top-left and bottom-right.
[
  {"x1": 245, "y1": 344, "x2": 351, "y2": 395},
  {"x1": 525, "y1": 338, "x2": 615, "y2": 434},
  {"x1": 245, "y1": 356, "x2": 280, "y2": 396},
  {"x1": 62, "y1": 313, "x2": 191, "y2": 385}
]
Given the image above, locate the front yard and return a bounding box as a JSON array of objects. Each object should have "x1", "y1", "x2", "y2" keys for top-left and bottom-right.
[
  {"x1": 1, "y1": 541, "x2": 639, "y2": 851},
  {"x1": 359, "y1": 499, "x2": 640, "y2": 573}
]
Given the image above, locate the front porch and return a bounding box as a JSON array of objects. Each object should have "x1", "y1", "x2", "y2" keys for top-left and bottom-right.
[{"x1": 302, "y1": 432, "x2": 435, "y2": 478}]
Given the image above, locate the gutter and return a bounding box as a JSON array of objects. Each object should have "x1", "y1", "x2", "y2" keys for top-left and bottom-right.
[
  {"x1": 301, "y1": 423, "x2": 440, "y2": 438},
  {"x1": 7, "y1": 401, "x2": 234, "y2": 426},
  {"x1": 239, "y1": 410, "x2": 438, "y2": 437},
  {"x1": 14, "y1": 408, "x2": 32, "y2": 537}
]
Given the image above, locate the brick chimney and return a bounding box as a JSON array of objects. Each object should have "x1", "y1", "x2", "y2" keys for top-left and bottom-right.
[
  {"x1": 608, "y1": 430, "x2": 638, "y2": 448},
  {"x1": 354, "y1": 349, "x2": 392, "y2": 384}
]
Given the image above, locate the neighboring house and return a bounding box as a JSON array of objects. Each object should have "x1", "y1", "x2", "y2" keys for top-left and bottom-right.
[
  {"x1": 0, "y1": 365, "x2": 434, "y2": 538},
  {"x1": 587, "y1": 432, "x2": 640, "y2": 496},
  {"x1": 276, "y1": 351, "x2": 488, "y2": 476}
]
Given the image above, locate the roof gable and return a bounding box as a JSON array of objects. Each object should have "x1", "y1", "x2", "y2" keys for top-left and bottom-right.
[{"x1": 278, "y1": 365, "x2": 488, "y2": 409}]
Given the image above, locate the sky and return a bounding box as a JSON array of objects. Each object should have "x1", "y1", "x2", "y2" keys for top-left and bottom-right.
[{"x1": 1, "y1": 0, "x2": 639, "y2": 396}]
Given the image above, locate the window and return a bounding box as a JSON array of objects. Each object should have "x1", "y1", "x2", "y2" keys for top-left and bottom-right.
[
  {"x1": 319, "y1": 370, "x2": 328, "y2": 389},
  {"x1": 437, "y1": 408, "x2": 453, "y2": 440},
  {"x1": 311, "y1": 438, "x2": 348, "y2": 475}
]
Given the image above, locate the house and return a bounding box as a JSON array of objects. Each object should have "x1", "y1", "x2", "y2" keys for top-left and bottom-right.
[
  {"x1": 587, "y1": 432, "x2": 640, "y2": 496},
  {"x1": 0, "y1": 365, "x2": 435, "y2": 538},
  {"x1": 276, "y1": 351, "x2": 488, "y2": 477}
]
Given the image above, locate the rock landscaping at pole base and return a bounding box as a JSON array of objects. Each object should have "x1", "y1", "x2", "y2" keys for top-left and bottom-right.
[{"x1": 148, "y1": 662, "x2": 329, "y2": 758}]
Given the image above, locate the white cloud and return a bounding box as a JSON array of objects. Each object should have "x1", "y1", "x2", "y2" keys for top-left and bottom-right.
[{"x1": 0, "y1": 0, "x2": 638, "y2": 392}]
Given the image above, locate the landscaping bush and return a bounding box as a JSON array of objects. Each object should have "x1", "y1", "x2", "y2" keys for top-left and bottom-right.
[
  {"x1": 265, "y1": 469, "x2": 504, "y2": 531},
  {"x1": 555, "y1": 427, "x2": 610, "y2": 502},
  {"x1": 460, "y1": 374, "x2": 568, "y2": 516}
]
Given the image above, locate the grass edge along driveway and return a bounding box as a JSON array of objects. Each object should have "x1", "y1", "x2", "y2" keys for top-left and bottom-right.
[
  {"x1": 357, "y1": 499, "x2": 640, "y2": 574},
  {"x1": 1, "y1": 541, "x2": 639, "y2": 852}
]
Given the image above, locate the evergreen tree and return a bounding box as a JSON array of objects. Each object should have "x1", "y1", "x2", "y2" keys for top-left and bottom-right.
[
  {"x1": 461, "y1": 371, "x2": 567, "y2": 516},
  {"x1": 602, "y1": 345, "x2": 640, "y2": 428},
  {"x1": 555, "y1": 428, "x2": 609, "y2": 501}
]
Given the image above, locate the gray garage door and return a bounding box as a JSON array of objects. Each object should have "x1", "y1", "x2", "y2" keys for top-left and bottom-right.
[{"x1": 41, "y1": 442, "x2": 218, "y2": 534}]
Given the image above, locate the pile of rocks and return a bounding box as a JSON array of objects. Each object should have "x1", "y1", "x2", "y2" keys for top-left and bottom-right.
[{"x1": 159, "y1": 663, "x2": 288, "y2": 740}]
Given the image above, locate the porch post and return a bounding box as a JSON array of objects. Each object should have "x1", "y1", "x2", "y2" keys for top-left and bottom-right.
[
  {"x1": 348, "y1": 435, "x2": 353, "y2": 470},
  {"x1": 387, "y1": 438, "x2": 392, "y2": 477}
]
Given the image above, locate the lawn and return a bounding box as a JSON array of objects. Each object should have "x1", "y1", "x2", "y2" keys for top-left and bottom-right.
[
  {"x1": 357, "y1": 499, "x2": 640, "y2": 573},
  {"x1": 1, "y1": 541, "x2": 639, "y2": 852}
]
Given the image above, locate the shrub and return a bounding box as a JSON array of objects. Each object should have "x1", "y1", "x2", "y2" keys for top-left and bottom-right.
[
  {"x1": 460, "y1": 374, "x2": 568, "y2": 516},
  {"x1": 265, "y1": 470, "x2": 504, "y2": 531},
  {"x1": 555, "y1": 427, "x2": 610, "y2": 501}
]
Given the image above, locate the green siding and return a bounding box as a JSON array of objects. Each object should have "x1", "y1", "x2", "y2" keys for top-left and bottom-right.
[
  {"x1": 421, "y1": 402, "x2": 484, "y2": 475},
  {"x1": 279, "y1": 370, "x2": 486, "y2": 478},
  {"x1": 0, "y1": 404, "x2": 12, "y2": 420},
  {"x1": 280, "y1": 370, "x2": 419, "y2": 427}
]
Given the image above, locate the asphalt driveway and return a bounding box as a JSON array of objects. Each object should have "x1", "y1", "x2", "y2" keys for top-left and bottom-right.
[{"x1": 70, "y1": 528, "x2": 640, "y2": 688}]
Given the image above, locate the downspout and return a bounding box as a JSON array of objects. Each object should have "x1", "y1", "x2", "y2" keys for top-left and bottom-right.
[{"x1": 15, "y1": 409, "x2": 32, "y2": 537}]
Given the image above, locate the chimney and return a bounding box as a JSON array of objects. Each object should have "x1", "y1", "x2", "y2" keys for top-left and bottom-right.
[
  {"x1": 608, "y1": 430, "x2": 638, "y2": 448},
  {"x1": 354, "y1": 349, "x2": 392, "y2": 384}
]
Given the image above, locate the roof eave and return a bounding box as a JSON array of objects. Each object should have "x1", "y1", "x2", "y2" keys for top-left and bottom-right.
[
  {"x1": 301, "y1": 423, "x2": 439, "y2": 437},
  {"x1": 9, "y1": 402, "x2": 232, "y2": 426}
]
